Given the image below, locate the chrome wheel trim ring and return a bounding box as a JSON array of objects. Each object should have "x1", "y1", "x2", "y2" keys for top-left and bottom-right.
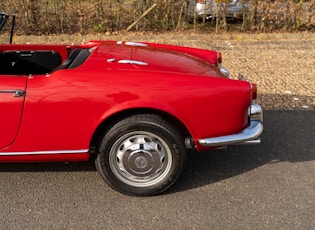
[{"x1": 109, "y1": 131, "x2": 173, "y2": 187}]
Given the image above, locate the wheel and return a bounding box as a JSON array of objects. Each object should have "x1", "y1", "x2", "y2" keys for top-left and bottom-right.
[{"x1": 95, "y1": 114, "x2": 186, "y2": 196}]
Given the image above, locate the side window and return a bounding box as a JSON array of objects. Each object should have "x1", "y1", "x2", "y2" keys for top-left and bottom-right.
[
  {"x1": 68, "y1": 49, "x2": 91, "y2": 69},
  {"x1": 53, "y1": 48, "x2": 93, "y2": 72}
]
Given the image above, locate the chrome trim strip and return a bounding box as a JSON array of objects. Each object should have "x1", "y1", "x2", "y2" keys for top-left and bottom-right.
[
  {"x1": 116, "y1": 41, "x2": 147, "y2": 47},
  {"x1": 198, "y1": 120, "x2": 263, "y2": 147},
  {"x1": 125, "y1": 42, "x2": 147, "y2": 47},
  {"x1": 118, "y1": 60, "x2": 148, "y2": 65},
  {"x1": 0, "y1": 149, "x2": 89, "y2": 156},
  {"x1": 0, "y1": 89, "x2": 25, "y2": 97},
  {"x1": 107, "y1": 58, "x2": 116, "y2": 63}
]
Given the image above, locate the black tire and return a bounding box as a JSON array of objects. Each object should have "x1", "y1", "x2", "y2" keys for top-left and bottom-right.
[{"x1": 95, "y1": 114, "x2": 186, "y2": 196}]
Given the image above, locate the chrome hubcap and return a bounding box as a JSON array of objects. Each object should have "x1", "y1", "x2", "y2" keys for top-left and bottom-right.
[{"x1": 109, "y1": 131, "x2": 172, "y2": 187}]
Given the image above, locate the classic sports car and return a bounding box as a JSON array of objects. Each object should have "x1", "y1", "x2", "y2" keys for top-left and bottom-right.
[{"x1": 0, "y1": 13, "x2": 263, "y2": 196}]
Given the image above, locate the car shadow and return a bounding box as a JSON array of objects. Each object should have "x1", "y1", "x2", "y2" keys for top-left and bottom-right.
[
  {"x1": 0, "y1": 158, "x2": 96, "y2": 172},
  {"x1": 168, "y1": 109, "x2": 315, "y2": 194},
  {"x1": 0, "y1": 110, "x2": 314, "y2": 194}
]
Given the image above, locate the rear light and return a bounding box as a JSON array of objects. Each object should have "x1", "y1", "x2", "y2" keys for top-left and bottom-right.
[
  {"x1": 216, "y1": 52, "x2": 232, "y2": 79},
  {"x1": 251, "y1": 83, "x2": 257, "y2": 101},
  {"x1": 217, "y1": 52, "x2": 222, "y2": 67}
]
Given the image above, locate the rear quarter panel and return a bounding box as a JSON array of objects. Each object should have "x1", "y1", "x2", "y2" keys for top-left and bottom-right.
[{"x1": 4, "y1": 50, "x2": 250, "y2": 153}]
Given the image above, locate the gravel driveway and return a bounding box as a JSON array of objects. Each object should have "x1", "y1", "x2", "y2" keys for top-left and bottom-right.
[
  {"x1": 210, "y1": 36, "x2": 315, "y2": 110},
  {"x1": 2, "y1": 33, "x2": 314, "y2": 110}
]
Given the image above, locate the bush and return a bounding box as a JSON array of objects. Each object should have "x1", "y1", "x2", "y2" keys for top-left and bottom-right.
[{"x1": 0, "y1": 0, "x2": 314, "y2": 35}]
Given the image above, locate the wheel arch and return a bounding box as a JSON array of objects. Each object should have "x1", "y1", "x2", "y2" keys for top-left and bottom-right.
[{"x1": 89, "y1": 108, "x2": 192, "y2": 155}]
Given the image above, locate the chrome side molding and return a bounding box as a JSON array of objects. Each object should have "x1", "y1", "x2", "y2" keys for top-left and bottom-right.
[
  {"x1": 116, "y1": 41, "x2": 147, "y2": 47},
  {"x1": 107, "y1": 58, "x2": 116, "y2": 63},
  {"x1": 0, "y1": 149, "x2": 89, "y2": 156},
  {"x1": 107, "y1": 58, "x2": 148, "y2": 66},
  {"x1": 0, "y1": 89, "x2": 25, "y2": 97},
  {"x1": 118, "y1": 60, "x2": 148, "y2": 65},
  {"x1": 125, "y1": 42, "x2": 147, "y2": 47}
]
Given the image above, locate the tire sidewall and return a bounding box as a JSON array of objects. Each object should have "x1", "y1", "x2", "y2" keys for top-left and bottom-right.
[{"x1": 96, "y1": 116, "x2": 185, "y2": 196}]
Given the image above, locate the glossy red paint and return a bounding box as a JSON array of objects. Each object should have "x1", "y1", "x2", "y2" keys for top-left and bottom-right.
[
  {"x1": 142, "y1": 42, "x2": 219, "y2": 66},
  {"x1": 0, "y1": 76, "x2": 26, "y2": 149},
  {"x1": 0, "y1": 41, "x2": 252, "y2": 162},
  {"x1": 132, "y1": 46, "x2": 221, "y2": 76}
]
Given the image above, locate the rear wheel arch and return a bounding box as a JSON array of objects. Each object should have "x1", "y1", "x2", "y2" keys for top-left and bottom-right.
[{"x1": 89, "y1": 109, "x2": 191, "y2": 155}]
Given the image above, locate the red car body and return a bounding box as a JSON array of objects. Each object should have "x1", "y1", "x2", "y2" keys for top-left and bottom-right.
[{"x1": 0, "y1": 38, "x2": 263, "y2": 195}]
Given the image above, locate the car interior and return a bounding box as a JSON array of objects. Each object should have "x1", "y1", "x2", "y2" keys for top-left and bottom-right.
[
  {"x1": 0, "y1": 48, "x2": 93, "y2": 75},
  {"x1": 0, "y1": 12, "x2": 92, "y2": 75},
  {"x1": 0, "y1": 50, "x2": 62, "y2": 75}
]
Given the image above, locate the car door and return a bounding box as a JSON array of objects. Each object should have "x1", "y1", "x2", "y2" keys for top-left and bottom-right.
[{"x1": 0, "y1": 75, "x2": 27, "y2": 149}]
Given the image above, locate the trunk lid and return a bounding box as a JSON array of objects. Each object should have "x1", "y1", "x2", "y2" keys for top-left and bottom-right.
[
  {"x1": 90, "y1": 41, "x2": 224, "y2": 78},
  {"x1": 131, "y1": 45, "x2": 223, "y2": 77}
]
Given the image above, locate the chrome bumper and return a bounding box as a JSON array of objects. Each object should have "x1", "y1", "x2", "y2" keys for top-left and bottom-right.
[{"x1": 198, "y1": 104, "x2": 263, "y2": 147}]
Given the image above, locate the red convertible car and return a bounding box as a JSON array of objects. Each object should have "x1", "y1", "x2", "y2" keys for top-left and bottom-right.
[{"x1": 0, "y1": 13, "x2": 263, "y2": 195}]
